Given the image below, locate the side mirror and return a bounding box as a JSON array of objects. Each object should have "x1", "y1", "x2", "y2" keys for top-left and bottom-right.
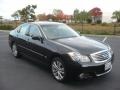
[{"x1": 32, "y1": 36, "x2": 44, "y2": 43}]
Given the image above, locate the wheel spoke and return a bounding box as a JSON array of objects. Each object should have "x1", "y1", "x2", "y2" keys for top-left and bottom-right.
[
  {"x1": 59, "y1": 70, "x2": 64, "y2": 74},
  {"x1": 52, "y1": 60, "x2": 65, "y2": 80},
  {"x1": 58, "y1": 71, "x2": 63, "y2": 80},
  {"x1": 53, "y1": 62, "x2": 59, "y2": 70},
  {"x1": 12, "y1": 44, "x2": 18, "y2": 56},
  {"x1": 58, "y1": 61, "x2": 62, "y2": 69}
]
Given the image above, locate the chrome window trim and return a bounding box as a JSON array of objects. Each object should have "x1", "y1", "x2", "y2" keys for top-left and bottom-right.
[
  {"x1": 39, "y1": 25, "x2": 48, "y2": 39},
  {"x1": 29, "y1": 24, "x2": 42, "y2": 38}
]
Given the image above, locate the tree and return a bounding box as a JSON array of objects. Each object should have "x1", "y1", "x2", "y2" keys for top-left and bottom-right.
[
  {"x1": 79, "y1": 10, "x2": 91, "y2": 23},
  {"x1": 0, "y1": 16, "x2": 3, "y2": 19},
  {"x1": 73, "y1": 9, "x2": 91, "y2": 23},
  {"x1": 0, "y1": 16, "x2": 3, "y2": 24},
  {"x1": 73, "y1": 9, "x2": 79, "y2": 23},
  {"x1": 11, "y1": 11, "x2": 20, "y2": 26},
  {"x1": 17, "y1": 5, "x2": 37, "y2": 22},
  {"x1": 11, "y1": 11, "x2": 20, "y2": 20},
  {"x1": 37, "y1": 14, "x2": 47, "y2": 21},
  {"x1": 46, "y1": 14, "x2": 57, "y2": 21},
  {"x1": 112, "y1": 10, "x2": 120, "y2": 22},
  {"x1": 53, "y1": 9, "x2": 64, "y2": 21}
]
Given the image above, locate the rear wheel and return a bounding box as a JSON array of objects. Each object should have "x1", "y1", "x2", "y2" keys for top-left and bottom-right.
[
  {"x1": 11, "y1": 43, "x2": 21, "y2": 58},
  {"x1": 51, "y1": 57, "x2": 67, "y2": 82}
]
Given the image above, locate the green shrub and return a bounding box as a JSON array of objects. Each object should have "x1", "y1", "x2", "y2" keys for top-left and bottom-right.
[
  {"x1": 75, "y1": 29, "x2": 112, "y2": 35},
  {"x1": 96, "y1": 31, "x2": 110, "y2": 35},
  {"x1": 0, "y1": 24, "x2": 14, "y2": 30},
  {"x1": 97, "y1": 20, "x2": 102, "y2": 24},
  {"x1": 101, "y1": 22, "x2": 108, "y2": 26}
]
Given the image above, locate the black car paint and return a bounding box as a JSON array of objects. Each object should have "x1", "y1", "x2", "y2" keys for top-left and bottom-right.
[
  {"x1": 9, "y1": 22, "x2": 113, "y2": 76},
  {"x1": 54, "y1": 36, "x2": 108, "y2": 55}
]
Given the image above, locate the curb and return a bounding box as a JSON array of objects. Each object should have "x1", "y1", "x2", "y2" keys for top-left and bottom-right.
[
  {"x1": 82, "y1": 34, "x2": 120, "y2": 37},
  {"x1": 0, "y1": 30, "x2": 10, "y2": 33}
]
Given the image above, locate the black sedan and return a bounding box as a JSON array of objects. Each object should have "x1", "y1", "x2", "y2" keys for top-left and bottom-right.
[{"x1": 9, "y1": 21, "x2": 114, "y2": 82}]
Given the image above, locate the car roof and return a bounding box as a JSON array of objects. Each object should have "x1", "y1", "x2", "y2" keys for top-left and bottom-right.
[{"x1": 30, "y1": 21, "x2": 63, "y2": 25}]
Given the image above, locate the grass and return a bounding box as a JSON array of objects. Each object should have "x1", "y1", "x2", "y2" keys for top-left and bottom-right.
[
  {"x1": 68, "y1": 23, "x2": 120, "y2": 35},
  {"x1": 0, "y1": 24, "x2": 14, "y2": 30},
  {"x1": 0, "y1": 22, "x2": 120, "y2": 35}
]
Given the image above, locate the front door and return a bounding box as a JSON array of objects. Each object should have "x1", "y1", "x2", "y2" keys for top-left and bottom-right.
[{"x1": 27, "y1": 24, "x2": 48, "y2": 63}]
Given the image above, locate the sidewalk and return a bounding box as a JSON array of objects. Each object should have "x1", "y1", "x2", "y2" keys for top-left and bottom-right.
[{"x1": 0, "y1": 30, "x2": 10, "y2": 33}]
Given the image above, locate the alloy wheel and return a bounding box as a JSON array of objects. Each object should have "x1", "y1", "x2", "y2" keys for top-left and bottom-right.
[
  {"x1": 52, "y1": 60, "x2": 65, "y2": 81},
  {"x1": 12, "y1": 44, "x2": 18, "y2": 57}
]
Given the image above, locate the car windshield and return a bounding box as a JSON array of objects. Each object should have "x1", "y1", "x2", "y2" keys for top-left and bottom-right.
[{"x1": 41, "y1": 24, "x2": 80, "y2": 40}]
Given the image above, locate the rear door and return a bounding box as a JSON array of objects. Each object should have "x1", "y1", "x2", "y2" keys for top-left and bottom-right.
[{"x1": 16, "y1": 24, "x2": 30, "y2": 55}]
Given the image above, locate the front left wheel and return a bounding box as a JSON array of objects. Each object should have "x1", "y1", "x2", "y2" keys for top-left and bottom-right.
[
  {"x1": 51, "y1": 57, "x2": 67, "y2": 82},
  {"x1": 11, "y1": 43, "x2": 21, "y2": 58}
]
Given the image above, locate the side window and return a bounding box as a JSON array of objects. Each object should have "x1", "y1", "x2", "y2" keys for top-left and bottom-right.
[
  {"x1": 20, "y1": 24, "x2": 30, "y2": 35},
  {"x1": 29, "y1": 25, "x2": 41, "y2": 37}
]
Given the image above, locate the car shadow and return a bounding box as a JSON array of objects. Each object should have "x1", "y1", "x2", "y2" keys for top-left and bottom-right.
[
  {"x1": 19, "y1": 56, "x2": 51, "y2": 73},
  {"x1": 64, "y1": 73, "x2": 112, "y2": 87}
]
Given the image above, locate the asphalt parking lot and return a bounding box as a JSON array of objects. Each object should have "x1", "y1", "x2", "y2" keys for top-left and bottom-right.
[{"x1": 0, "y1": 31, "x2": 120, "y2": 90}]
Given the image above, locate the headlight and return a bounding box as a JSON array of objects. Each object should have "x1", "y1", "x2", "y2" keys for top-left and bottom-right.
[{"x1": 68, "y1": 52, "x2": 90, "y2": 63}]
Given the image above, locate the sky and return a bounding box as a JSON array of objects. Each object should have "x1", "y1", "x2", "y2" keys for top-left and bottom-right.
[{"x1": 0, "y1": 0, "x2": 120, "y2": 22}]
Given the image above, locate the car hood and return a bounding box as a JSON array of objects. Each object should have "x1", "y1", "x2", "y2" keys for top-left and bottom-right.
[{"x1": 54, "y1": 36, "x2": 108, "y2": 55}]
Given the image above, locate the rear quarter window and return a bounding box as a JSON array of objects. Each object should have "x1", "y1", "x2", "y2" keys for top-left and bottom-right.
[
  {"x1": 15, "y1": 26, "x2": 21, "y2": 33},
  {"x1": 19, "y1": 24, "x2": 30, "y2": 35}
]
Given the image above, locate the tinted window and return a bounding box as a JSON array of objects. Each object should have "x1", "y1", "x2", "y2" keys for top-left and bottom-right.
[
  {"x1": 41, "y1": 24, "x2": 79, "y2": 39},
  {"x1": 29, "y1": 25, "x2": 41, "y2": 37},
  {"x1": 20, "y1": 24, "x2": 30, "y2": 35}
]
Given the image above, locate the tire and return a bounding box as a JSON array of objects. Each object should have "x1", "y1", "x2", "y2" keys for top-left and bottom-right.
[
  {"x1": 11, "y1": 43, "x2": 21, "y2": 58},
  {"x1": 51, "y1": 57, "x2": 68, "y2": 82}
]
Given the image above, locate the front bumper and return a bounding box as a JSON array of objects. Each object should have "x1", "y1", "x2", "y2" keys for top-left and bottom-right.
[
  {"x1": 96, "y1": 65, "x2": 112, "y2": 76},
  {"x1": 80, "y1": 61, "x2": 112, "y2": 76},
  {"x1": 63, "y1": 54, "x2": 114, "y2": 77}
]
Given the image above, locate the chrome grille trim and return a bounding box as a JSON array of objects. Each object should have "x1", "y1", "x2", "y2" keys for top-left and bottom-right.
[{"x1": 90, "y1": 50, "x2": 111, "y2": 63}]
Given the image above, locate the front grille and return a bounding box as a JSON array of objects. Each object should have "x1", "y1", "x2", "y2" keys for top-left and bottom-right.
[{"x1": 91, "y1": 50, "x2": 111, "y2": 62}]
